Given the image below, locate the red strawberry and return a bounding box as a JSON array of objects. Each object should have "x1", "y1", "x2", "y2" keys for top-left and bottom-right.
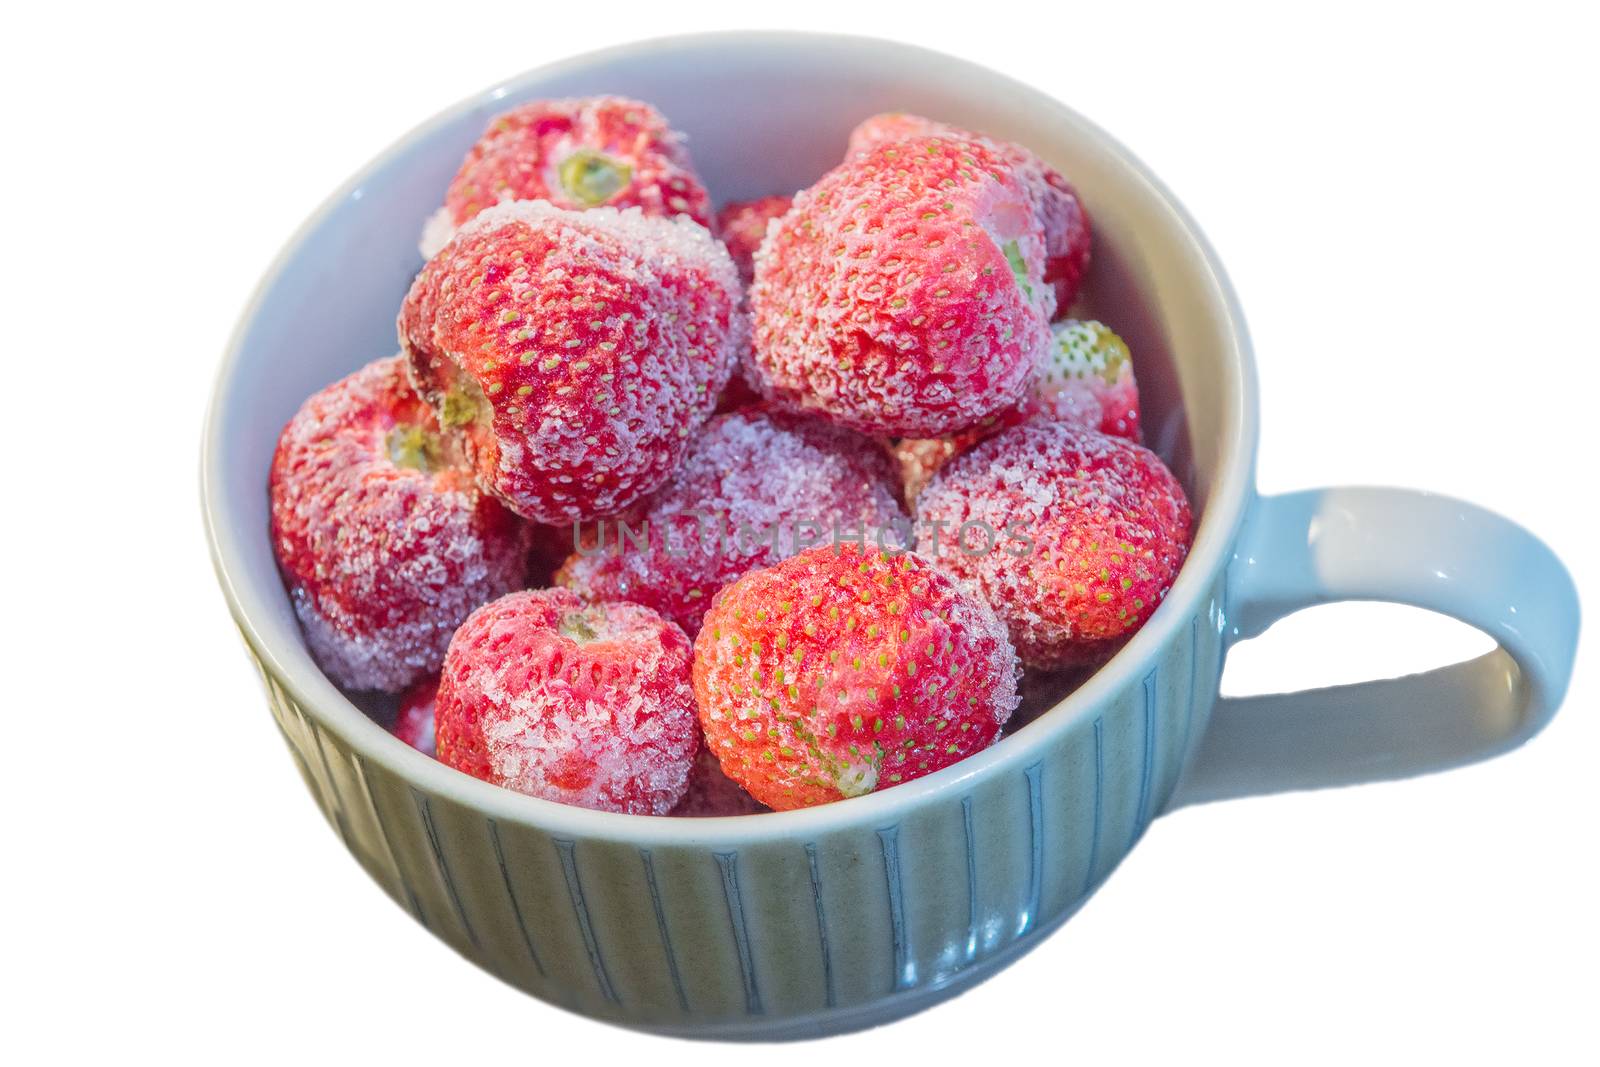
[
  {"x1": 893, "y1": 318, "x2": 1142, "y2": 502},
  {"x1": 435, "y1": 589, "x2": 698, "y2": 814},
  {"x1": 269, "y1": 356, "x2": 531, "y2": 692},
  {"x1": 556, "y1": 407, "x2": 905, "y2": 634},
  {"x1": 916, "y1": 422, "x2": 1191, "y2": 668},
  {"x1": 422, "y1": 96, "x2": 713, "y2": 258},
  {"x1": 391, "y1": 677, "x2": 438, "y2": 756},
  {"x1": 693, "y1": 546, "x2": 1020, "y2": 810},
  {"x1": 1032, "y1": 318, "x2": 1141, "y2": 439},
  {"x1": 749, "y1": 134, "x2": 1054, "y2": 437},
  {"x1": 399, "y1": 200, "x2": 744, "y2": 524},
  {"x1": 842, "y1": 112, "x2": 933, "y2": 148},
  {"x1": 848, "y1": 112, "x2": 1091, "y2": 313},
  {"x1": 715, "y1": 195, "x2": 793, "y2": 284}
]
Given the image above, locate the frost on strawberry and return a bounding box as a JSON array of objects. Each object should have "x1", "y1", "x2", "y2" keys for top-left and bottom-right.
[
  {"x1": 421, "y1": 96, "x2": 714, "y2": 258},
  {"x1": 692, "y1": 546, "x2": 1020, "y2": 810},
  {"x1": 556, "y1": 407, "x2": 906, "y2": 634},
  {"x1": 399, "y1": 201, "x2": 744, "y2": 524},
  {"x1": 435, "y1": 589, "x2": 699, "y2": 814},
  {"x1": 269, "y1": 356, "x2": 532, "y2": 692},
  {"x1": 893, "y1": 319, "x2": 1143, "y2": 502},
  {"x1": 1035, "y1": 319, "x2": 1141, "y2": 440},
  {"x1": 916, "y1": 422, "x2": 1191, "y2": 668},
  {"x1": 749, "y1": 135, "x2": 1054, "y2": 437},
  {"x1": 848, "y1": 112, "x2": 1092, "y2": 314}
]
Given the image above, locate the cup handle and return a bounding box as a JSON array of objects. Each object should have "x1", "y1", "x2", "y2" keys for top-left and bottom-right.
[{"x1": 1171, "y1": 487, "x2": 1580, "y2": 807}]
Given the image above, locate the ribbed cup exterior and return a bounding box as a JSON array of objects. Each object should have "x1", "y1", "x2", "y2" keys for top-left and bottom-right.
[{"x1": 243, "y1": 574, "x2": 1224, "y2": 1037}]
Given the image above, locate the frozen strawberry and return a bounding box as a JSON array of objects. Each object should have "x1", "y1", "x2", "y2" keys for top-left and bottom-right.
[
  {"x1": 400, "y1": 200, "x2": 744, "y2": 524},
  {"x1": 269, "y1": 356, "x2": 531, "y2": 692},
  {"x1": 693, "y1": 546, "x2": 1019, "y2": 810},
  {"x1": 435, "y1": 589, "x2": 698, "y2": 814},
  {"x1": 1033, "y1": 319, "x2": 1141, "y2": 440},
  {"x1": 893, "y1": 319, "x2": 1142, "y2": 501},
  {"x1": 916, "y1": 422, "x2": 1191, "y2": 668},
  {"x1": 557, "y1": 408, "x2": 905, "y2": 634},
  {"x1": 421, "y1": 96, "x2": 713, "y2": 258},
  {"x1": 671, "y1": 746, "x2": 768, "y2": 817},
  {"x1": 715, "y1": 195, "x2": 793, "y2": 284},
  {"x1": 842, "y1": 112, "x2": 932, "y2": 147},
  {"x1": 391, "y1": 677, "x2": 438, "y2": 756},
  {"x1": 749, "y1": 134, "x2": 1054, "y2": 437},
  {"x1": 848, "y1": 113, "x2": 1091, "y2": 314}
]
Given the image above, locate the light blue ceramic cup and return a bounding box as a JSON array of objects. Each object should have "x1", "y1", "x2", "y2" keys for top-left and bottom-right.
[{"x1": 201, "y1": 32, "x2": 1580, "y2": 1039}]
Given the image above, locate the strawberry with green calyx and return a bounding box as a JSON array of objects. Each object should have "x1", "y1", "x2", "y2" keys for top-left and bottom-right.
[{"x1": 421, "y1": 96, "x2": 713, "y2": 258}]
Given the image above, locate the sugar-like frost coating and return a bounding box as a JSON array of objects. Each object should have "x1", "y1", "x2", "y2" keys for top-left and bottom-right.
[
  {"x1": 400, "y1": 200, "x2": 745, "y2": 524},
  {"x1": 557, "y1": 407, "x2": 906, "y2": 633},
  {"x1": 893, "y1": 318, "x2": 1143, "y2": 502},
  {"x1": 436, "y1": 589, "x2": 698, "y2": 814},
  {"x1": 693, "y1": 546, "x2": 1020, "y2": 810},
  {"x1": 421, "y1": 96, "x2": 713, "y2": 258},
  {"x1": 749, "y1": 135, "x2": 1054, "y2": 437},
  {"x1": 1033, "y1": 318, "x2": 1141, "y2": 440},
  {"x1": 269, "y1": 356, "x2": 532, "y2": 692},
  {"x1": 916, "y1": 422, "x2": 1191, "y2": 668},
  {"x1": 848, "y1": 113, "x2": 1092, "y2": 315}
]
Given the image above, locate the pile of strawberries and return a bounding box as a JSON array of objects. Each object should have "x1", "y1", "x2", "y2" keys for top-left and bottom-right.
[{"x1": 270, "y1": 96, "x2": 1191, "y2": 816}]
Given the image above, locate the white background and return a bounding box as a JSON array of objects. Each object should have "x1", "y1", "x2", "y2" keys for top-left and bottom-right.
[{"x1": 4, "y1": 2, "x2": 1595, "y2": 1063}]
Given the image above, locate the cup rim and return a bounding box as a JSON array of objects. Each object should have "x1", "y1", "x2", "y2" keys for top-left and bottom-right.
[{"x1": 200, "y1": 30, "x2": 1259, "y2": 845}]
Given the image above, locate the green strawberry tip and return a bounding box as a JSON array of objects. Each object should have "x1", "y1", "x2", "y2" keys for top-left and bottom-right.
[
  {"x1": 385, "y1": 423, "x2": 442, "y2": 472},
  {"x1": 558, "y1": 149, "x2": 632, "y2": 207}
]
